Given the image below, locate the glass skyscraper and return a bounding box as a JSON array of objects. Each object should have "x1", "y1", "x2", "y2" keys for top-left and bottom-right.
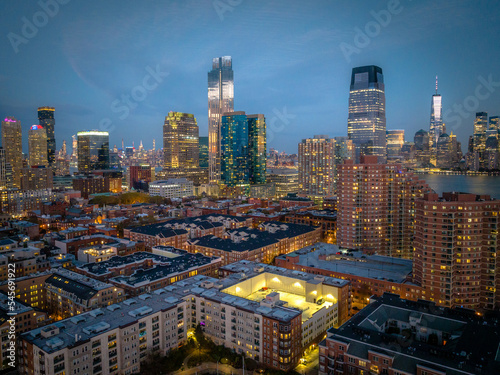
[
  {"x1": 247, "y1": 114, "x2": 266, "y2": 184},
  {"x1": 38, "y1": 107, "x2": 56, "y2": 166},
  {"x1": 428, "y1": 77, "x2": 443, "y2": 167},
  {"x1": 347, "y1": 65, "x2": 386, "y2": 163},
  {"x1": 208, "y1": 56, "x2": 234, "y2": 183},
  {"x1": 163, "y1": 112, "x2": 199, "y2": 170},
  {"x1": 199, "y1": 136, "x2": 209, "y2": 169},
  {"x1": 221, "y1": 112, "x2": 248, "y2": 187},
  {"x1": 77, "y1": 131, "x2": 109, "y2": 172}
]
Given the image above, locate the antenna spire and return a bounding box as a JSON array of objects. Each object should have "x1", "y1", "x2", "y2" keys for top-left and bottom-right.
[{"x1": 435, "y1": 75, "x2": 438, "y2": 94}]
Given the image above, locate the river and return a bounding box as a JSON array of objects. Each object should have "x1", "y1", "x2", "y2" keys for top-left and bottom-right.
[{"x1": 418, "y1": 173, "x2": 500, "y2": 199}]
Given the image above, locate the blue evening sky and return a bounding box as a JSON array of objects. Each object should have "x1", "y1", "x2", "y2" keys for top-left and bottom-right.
[{"x1": 1, "y1": 0, "x2": 499, "y2": 154}]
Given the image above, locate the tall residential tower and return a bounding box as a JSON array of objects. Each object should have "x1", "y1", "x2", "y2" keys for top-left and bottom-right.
[
  {"x1": 208, "y1": 56, "x2": 234, "y2": 183},
  {"x1": 347, "y1": 65, "x2": 386, "y2": 163},
  {"x1": 28, "y1": 125, "x2": 48, "y2": 167},
  {"x1": 1, "y1": 117, "x2": 23, "y2": 188}
]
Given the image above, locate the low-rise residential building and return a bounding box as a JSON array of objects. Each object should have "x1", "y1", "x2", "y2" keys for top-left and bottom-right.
[
  {"x1": 319, "y1": 293, "x2": 500, "y2": 375},
  {"x1": 188, "y1": 222, "x2": 321, "y2": 266},
  {"x1": 77, "y1": 248, "x2": 220, "y2": 295},
  {"x1": 285, "y1": 209, "x2": 337, "y2": 243},
  {"x1": 55, "y1": 235, "x2": 143, "y2": 257},
  {"x1": 20, "y1": 262, "x2": 349, "y2": 374},
  {"x1": 148, "y1": 178, "x2": 194, "y2": 199},
  {"x1": 45, "y1": 268, "x2": 125, "y2": 319},
  {"x1": 276, "y1": 243, "x2": 424, "y2": 308}
]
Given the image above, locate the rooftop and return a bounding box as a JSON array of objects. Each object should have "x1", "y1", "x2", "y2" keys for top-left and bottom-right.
[
  {"x1": 277, "y1": 242, "x2": 413, "y2": 283},
  {"x1": 45, "y1": 269, "x2": 115, "y2": 301},
  {"x1": 326, "y1": 293, "x2": 500, "y2": 375}
]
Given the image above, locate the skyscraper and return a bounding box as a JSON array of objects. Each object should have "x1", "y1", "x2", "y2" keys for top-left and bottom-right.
[
  {"x1": 208, "y1": 56, "x2": 234, "y2": 183},
  {"x1": 490, "y1": 116, "x2": 499, "y2": 130},
  {"x1": 429, "y1": 76, "x2": 443, "y2": 159},
  {"x1": 247, "y1": 114, "x2": 266, "y2": 185},
  {"x1": 0, "y1": 147, "x2": 13, "y2": 189},
  {"x1": 473, "y1": 112, "x2": 488, "y2": 169},
  {"x1": 28, "y1": 125, "x2": 48, "y2": 167},
  {"x1": 386, "y1": 129, "x2": 405, "y2": 161},
  {"x1": 298, "y1": 135, "x2": 335, "y2": 197},
  {"x1": 1, "y1": 117, "x2": 23, "y2": 188},
  {"x1": 77, "y1": 131, "x2": 110, "y2": 172},
  {"x1": 163, "y1": 112, "x2": 199, "y2": 169},
  {"x1": 220, "y1": 111, "x2": 248, "y2": 187},
  {"x1": 199, "y1": 136, "x2": 209, "y2": 169},
  {"x1": 347, "y1": 65, "x2": 386, "y2": 163},
  {"x1": 414, "y1": 129, "x2": 430, "y2": 166},
  {"x1": 38, "y1": 107, "x2": 56, "y2": 166}
]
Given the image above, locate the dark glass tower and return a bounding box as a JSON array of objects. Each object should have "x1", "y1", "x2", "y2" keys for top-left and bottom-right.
[
  {"x1": 221, "y1": 112, "x2": 248, "y2": 187},
  {"x1": 347, "y1": 65, "x2": 386, "y2": 163},
  {"x1": 199, "y1": 136, "x2": 209, "y2": 169},
  {"x1": 208, "y1": 56, "x2": 234, "y2": 183},
  {"x1": 247, "y1": 114, "x2": 266, "y2": 184},
  {"x1": 38, "y1": 107, "x2": 56, "y2": 166},
  {"x1": 77, "y1": 131, "x2": 110, "y2": 172}
]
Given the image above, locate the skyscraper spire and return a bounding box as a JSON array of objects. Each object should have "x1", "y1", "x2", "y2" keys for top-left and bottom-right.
[{"x1": 435, "y1": 75, "x2": 438, "y2": 94}]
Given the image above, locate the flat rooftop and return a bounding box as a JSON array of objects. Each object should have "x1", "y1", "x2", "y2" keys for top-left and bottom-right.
[
  {"x1": 246, "y1": 288, "x2": 333, "y2": 322},
  {"x1": 22, "y1": 274, "x2": 301, "y2": 354},
  {"x1": 278, "y1": 242, "x2": 413, "y2": 282},
  {"x1": 326, "y1": 293, "x2": 500, "y2": 375},
  {"x1": 78, "y1": 249, "x2": 219, "y2": 281}
]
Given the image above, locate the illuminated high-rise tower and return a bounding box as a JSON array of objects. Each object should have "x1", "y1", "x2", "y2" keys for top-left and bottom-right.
[
  {"x1": 163, "y1": 112, "x2": 199, "y2": 169},
  {"x1": 429, "y1": 77, "x2": 443, "y2": 158},
  {"x1": 28, "y1": 125, "x2": 48, "y2": 167},
  {"x1": 347, "y1": 65, "x2": 386, "y2": 163},
  {"x1": 208, "y1": 56, "x2": 234, "y2": 182},
  {"x1": 77, "y1": 131, "x2": 109, "y2": 172},
  {"x1": 38, "y1": 107, "x2": 56, "y2": 166},
  {"x1": 1, "y1": 117, "x2": 22, "y2": 188}
]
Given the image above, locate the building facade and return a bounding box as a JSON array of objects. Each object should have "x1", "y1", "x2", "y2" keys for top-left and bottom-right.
[
  {"x1": 28, "y1": 124, "x2": 48, "y2": 167},
  {"x1": 38, "y1": 107, "x2": 56, "y2": 166},
  {"x1": 347, "y1": 65, "x2": 386, "y2": 163},
  {"x1": 298, "y1": 135, "x2": 335, "y2": 197},
  {"x1": 208, "y1": 56, "x2": 234, "y2": 183},
  {"x1": 77, "y1": 131, "x2": 110, "y2": 172},
  {"x1": 1, "y1": 117, "x2": 22, "y2": 188}
]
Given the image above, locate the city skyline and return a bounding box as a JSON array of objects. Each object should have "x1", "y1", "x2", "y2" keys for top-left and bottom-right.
[{"x1": 1, "y1": 1, "x2": 499, "y2": 154}]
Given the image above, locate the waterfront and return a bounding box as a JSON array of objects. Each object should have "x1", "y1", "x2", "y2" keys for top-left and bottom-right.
[{"x1": 419, "y1": 173, "x2": 500, "y2": 199}]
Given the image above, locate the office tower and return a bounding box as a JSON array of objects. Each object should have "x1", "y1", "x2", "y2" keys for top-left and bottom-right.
[
  {"x1": 413, "y1": 129, "x2": 430, "y2": 166},
  {"x1": 0, "y1": 148, "x2": 13, "y2": 189},
  {"x1": 266, "y1": 168, "x2": 299, "y2": 198},
  {"x1": 436, "y1": 133, "x2": 451, "y2": 168},
  {"x1": 386, "y1": 129, "x2": 404, "y2": 161},
  {"x1": 163, "y1": 112, "x2": 199, "y2": 169},
  {"x1": 1, "y1": 117, "x2": 22, "y2": 188},
  {"x1": 38, "y1": 107, "x2": 56, "y2": 166},
  {"x1": 490, "y1": 116, "x2": 499, "y2": 130},
  {"x1": 485, "y1": 129, "x2": 499, "y2": 170},
  {"x1": 28, "y1": 125, "x2": 48, "y2": 167},
  {"x1": 77, "y1": 131, "x2": 110, "y2": 172},
  {"x1": 338, "y1": 155, "x2": 431, "y2": 258},
  {"x1": 413, "y1": 192, "x2": 500, "y2": 310},
  {"x1": 298, "y1": 135, "x2": 335, "y2": 197},
  {"x1": 220, "y1": 111, "x2": 248, "y2": 186},
  {"x1": 470, "y1": 112, "x2": 488, "y2": 170},
  {"x1": 199, "y1": 136, "x2": 209, "y2": 168},
  {"x1": 247, "y1": 114, "x2": 266, "y2": 184},
  {"x1": 347, "y1": 65, "x2": 386, "y2": 163},
  {"x1": 429, "y1": 77, "x2": 443, "y2": 157},
  {"x1": 333, "y1": 136, "x2": 355, "y2": 165},
  {"x1": 208, "y1": 56, "x2": 234, "y2": 182}
]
